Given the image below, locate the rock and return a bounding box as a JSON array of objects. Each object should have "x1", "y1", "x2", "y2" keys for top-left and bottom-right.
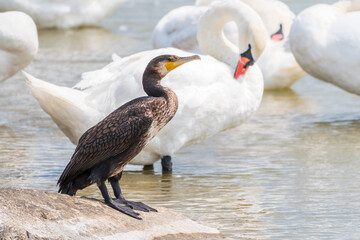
[{"x1": 0, "y1": 188, "x2": 226, "y2": 240}]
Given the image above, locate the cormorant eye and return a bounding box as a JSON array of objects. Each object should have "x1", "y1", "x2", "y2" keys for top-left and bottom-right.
[{"x1": 167, "y1": 57, "x2": 173, "y2": 62}]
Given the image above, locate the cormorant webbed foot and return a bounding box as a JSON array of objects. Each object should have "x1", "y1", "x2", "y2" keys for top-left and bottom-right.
[
  {"x1": 115, "y1": 196, "x2": 157, "y2": 212},
  {"x1": 99, "y1": 182, "x2": 142, "y2": 220},
  {"x1": 161, "y1": 155, "x2": 172, "y2": 173},
  {"x1": 109, "y1": 180, "x2": 157, "y2": 213},
  {"x1": 105, "y1": 198, "x2": 142, "y2": 220}
]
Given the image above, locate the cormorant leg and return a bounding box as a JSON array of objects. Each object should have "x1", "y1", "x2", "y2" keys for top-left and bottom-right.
[
  {"x1": 109, "y1": 177, "x2": 157, "y2": 213},
  {"x1": 98, "y1": 182, "x2": 141, "y2": 220},
  {"x1": 109, "y1": 172, "x2": 123, "y2": 198},
  {"x1": 161, "y1": 155, "x2": 173, "y2": 173}
]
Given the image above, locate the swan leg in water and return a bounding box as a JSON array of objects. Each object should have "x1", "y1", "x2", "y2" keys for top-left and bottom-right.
[
  {"x1": 142, "y1": 155, "x2": 172, "y2": 172},
  {"x1": 143, "y1": 164, "x2": 154, "y2": 170},
  {"x1": 98, "y1": 173, "x2": 157, "y2": 220},
  {"x1": 161, "y1": 155, "x2": 173, "y2": 173}
]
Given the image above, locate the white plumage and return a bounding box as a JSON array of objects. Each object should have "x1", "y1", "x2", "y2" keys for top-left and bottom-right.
[
  {"x1": 290, "y1": 0, "x2": 360, "y2": 95},
  {"x1": 0, "y1": 0, "x2": 126, "y2": 29},
  {"x1": 0, "y1": 11, "x2": 38, "y2": 82}
]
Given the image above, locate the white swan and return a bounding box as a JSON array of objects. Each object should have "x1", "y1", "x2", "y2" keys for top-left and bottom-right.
[
  {"x1": 0, "y1": 0, "x2": 126, "y2": 29},
  {"x1": 289, "y1": 0, "x2": 360, "y2": 95},
  {"x1": 24, "y1": 0, "x2": 266, "y2": 169},
  {"x1": 151, "y1": 0, "x2": 306, "y2": 90},
  {"x1": 0, "y1": 11, "x2": 38, "y2": 82}
]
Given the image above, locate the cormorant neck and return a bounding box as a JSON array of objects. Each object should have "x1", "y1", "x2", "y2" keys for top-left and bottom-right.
[{"x1": 142, "y1": 69, "x2": 167, "y2": 97}]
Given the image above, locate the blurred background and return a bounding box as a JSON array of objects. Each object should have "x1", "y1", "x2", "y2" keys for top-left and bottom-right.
[{"x1": 1, "y1": 0, "x2": 360, "y2": 239}]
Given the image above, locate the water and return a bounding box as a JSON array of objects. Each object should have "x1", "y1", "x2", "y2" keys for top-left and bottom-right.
[{"x1": 0, "y1": 0, "x2": 359, "y2": 239}]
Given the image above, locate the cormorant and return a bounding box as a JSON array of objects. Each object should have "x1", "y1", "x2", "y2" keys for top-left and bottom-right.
[{"x1": 57, "y1": 54, "x2": 200, "y2": 219}]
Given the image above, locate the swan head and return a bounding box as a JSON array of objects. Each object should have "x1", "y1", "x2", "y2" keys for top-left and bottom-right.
[
  {"x1": 270, "y1": 24, "x2": 284, "y2": 42},
  {"x1": 234, "y1": 44, "x2": 254, "y2": 79},
  {"x1": 240, "y1": 0, "x2": 295, "y2": 40}
]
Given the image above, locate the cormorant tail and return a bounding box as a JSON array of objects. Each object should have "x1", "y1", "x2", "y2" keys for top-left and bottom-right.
[
  {"x1": 58, "y1": 170, "x2": 94, "y2": 196},
  {"x1": 58, "y1": 179, "x2": 77, "y2": 196}
]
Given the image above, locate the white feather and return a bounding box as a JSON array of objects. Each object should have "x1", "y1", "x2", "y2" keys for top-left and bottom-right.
[
  {"x1": 0, "y1": 11, "x2": 38, "y2": 82},
  {"x1": 0, "y1": 0, "x2": 126, "y2": 29},
  {"x1": 289, "y1": 0, "x2": 360, "y2": 95}
]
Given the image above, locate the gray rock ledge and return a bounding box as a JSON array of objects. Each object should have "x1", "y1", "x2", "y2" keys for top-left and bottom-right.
[{"x1": 0, "y1": 188, "x2": 226, "y2": 240}]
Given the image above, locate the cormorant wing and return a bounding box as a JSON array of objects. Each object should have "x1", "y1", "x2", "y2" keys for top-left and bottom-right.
[{"x1": 58, "y1": 111, "x2": 153, "y2": 184}]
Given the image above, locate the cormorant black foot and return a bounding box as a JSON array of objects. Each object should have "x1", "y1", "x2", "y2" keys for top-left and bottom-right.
[
  {"x1": 161, "y1": 155, "x2": 172, "y2": 173},
  {"x1": 126, "y1": 200, "x2": 158, "y2": 212},
  {"x1": 115, "y1": 196, "x2": 157, "y2": 212},
  {"x1": 105, "y1": 198, "x2": 142, "y2": 220}
]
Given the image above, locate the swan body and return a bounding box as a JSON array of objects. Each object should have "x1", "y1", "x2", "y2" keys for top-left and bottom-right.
[
  {"x1": 0, "y1": 11, "x2": 38, "y2": 82},
  {"x1": 152, "y1": 0, "x2": 305, "y2": 89},
  {"x1": 25, "y1": 48, "x2": 263, "y2": 166},
  {"x1": 256, "y1": 39, "x2": 306, "y2": 89},
  {"x1": 25, "y1": 0, "x2": 265, "y2": 166},
  {"x1": 151, "y1": 5, "x2": 206, "y2": 53},
  {"x1": 0, "y1": 0, "x2": 126, "y2": 29},
  {"x1": 290, "y1": 0, "x2": 360, "y2": 95},
  {"x1": 151, "y1": 5, "x2": 237, "y2": 53}
]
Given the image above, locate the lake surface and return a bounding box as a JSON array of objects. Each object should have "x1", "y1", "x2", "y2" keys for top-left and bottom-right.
[{"x1": 1, "y1": 0, "x2": 359, "y2": 239}]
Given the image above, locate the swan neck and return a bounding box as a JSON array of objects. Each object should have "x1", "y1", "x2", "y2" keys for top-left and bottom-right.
[{"x1": 197, "y1": 1, "x2": 267, "y2": 68}]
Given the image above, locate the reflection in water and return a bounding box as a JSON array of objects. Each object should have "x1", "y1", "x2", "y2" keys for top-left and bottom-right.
[
  {"x1": 1, "y1": 0, "x2": 360, "y2": 239},
  {"x1": 0, "y1": 123, "x2": 73, "y2": 191},
  {"x1": 2, "y1": 74, "x2": 360, "y2": 239}
]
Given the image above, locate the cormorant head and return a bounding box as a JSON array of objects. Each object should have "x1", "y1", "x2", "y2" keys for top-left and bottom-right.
[{"x1": 146, "y1": 54, "x2": 201, "y2": 80}]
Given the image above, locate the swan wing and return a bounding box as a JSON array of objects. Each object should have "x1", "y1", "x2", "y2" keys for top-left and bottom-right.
[{"x1": 151, "y1": 6, "x2": 206, "y2": 52}]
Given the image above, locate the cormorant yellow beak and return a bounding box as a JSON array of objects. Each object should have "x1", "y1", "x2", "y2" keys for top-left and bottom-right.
[{"x1": 165, "y1": 55, "x2": 200, "y2": 71}]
